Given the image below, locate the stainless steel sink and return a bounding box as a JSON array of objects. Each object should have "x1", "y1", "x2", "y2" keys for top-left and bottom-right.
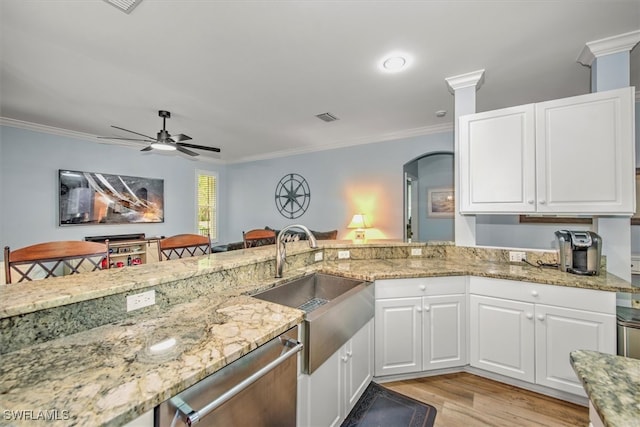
[{"x1": 253, "y1": 273, "x2": 374, "y2": 374}]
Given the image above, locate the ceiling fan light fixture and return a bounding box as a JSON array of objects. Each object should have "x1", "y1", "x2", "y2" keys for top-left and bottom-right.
[{"x1": 150, "y1": 141, "x2": 177, "y2": 151}]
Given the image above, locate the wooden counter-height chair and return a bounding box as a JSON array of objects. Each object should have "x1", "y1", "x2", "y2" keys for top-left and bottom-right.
[
  {"x1": 243, "y1": 229, "x2": 277, "y2": 248},
  {"x1": 157, "y1": 234, "x2": 212, "y2": 261},
  {"x1": 4, "y1": 240, "x2": 109, "y2": 284}
]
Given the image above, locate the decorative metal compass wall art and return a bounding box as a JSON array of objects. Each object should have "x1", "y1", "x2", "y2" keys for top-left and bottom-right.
[{"x1": 275, "y1": 173, "x2": 311, "y2": 219}]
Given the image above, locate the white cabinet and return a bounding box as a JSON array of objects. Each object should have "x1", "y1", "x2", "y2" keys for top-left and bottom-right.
[
  {"x1": 375, "y1": 277, "x2": 467, "y2": 377},
  {"x1": 298, "y1": 319, "x2": 373, "y2": 427},
  {"x1": 535, "y1": 304, "x2": 615, "y2": 395},
  {"x1": 469, "y1": 295, "x2": 535, "y2": 382},
  {"x1": 459, "y1": 104, "x2": 536, "y2": 213},
  {"x1": 460, "y1": 86, "x2": 635, "y2": 215},
  {"x1": 469, "y1": 277, "x2": 616, "y2": 396}
]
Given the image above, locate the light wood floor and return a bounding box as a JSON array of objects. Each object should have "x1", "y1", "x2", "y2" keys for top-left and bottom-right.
[{"x1": 382, "y1": 373, "x2": 589, "y2": 427}]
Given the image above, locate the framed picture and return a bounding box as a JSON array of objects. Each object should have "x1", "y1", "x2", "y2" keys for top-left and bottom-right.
[
  {"x1": 59, "y1": 169, "x2": 164, "y2": 226},
  {"x1": 427, "y1": 187, "x2": 454, "y2": 217}
]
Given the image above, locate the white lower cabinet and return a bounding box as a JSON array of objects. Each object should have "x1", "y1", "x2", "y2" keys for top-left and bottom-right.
[
  {"x1": 297, "y1": 319, "x2": 373, "y2": 427},
  {"x1": 469, "y1": 277, "x2": 616, "y2": 397},
  {"x1": 535, "y1": 304, "x2": 615, "y2": 395},
  {"x1": 470, "y1": 295, "x2": 535, "y2": 382},
  {"x1": 375, "y1": 277, "x2": 467, "y2": 377}
]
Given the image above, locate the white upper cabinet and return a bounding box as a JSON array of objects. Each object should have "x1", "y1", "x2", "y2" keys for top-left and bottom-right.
[{"x1": 459, "y1": 87, "x2": 635, "y2": 215}]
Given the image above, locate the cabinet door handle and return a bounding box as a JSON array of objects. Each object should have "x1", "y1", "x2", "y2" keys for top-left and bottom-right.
[
  {"x1": 419, "y1": 285, "x2": 426, "y2": 291},
  {"x1": 342, "y1": 355, "x2": 349, "y2": 362},
  {"x1": 537, "y1": 314, "x2": 545, "y2": 321},
  {"x1": 539, "y1": 200, "x2": 546, "y2": 205},
  {"x1": 527, "y1": 200, "x2": 534, "y2": 205},
  {"x1": 416, "y1": 306, "x2": 422, "y2": 312},
  {"x1": 424, "y1": 306, "x2": 430, "y2": 312},
  {"x1": 531, "y1": 290, "x2": 539, "y2": 297},
  {"x1": 346, "y1": 351, "x2": 353, "y2": 358}
]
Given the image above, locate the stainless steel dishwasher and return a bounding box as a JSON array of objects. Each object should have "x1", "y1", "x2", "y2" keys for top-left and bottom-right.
[{"x1": 156, "y1": 326, "x2": 301, "y2": 427}]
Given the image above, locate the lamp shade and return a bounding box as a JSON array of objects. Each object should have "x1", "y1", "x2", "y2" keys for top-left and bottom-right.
[{"x1": 348, "y1": 214, "x2": 369, "y2": 229}]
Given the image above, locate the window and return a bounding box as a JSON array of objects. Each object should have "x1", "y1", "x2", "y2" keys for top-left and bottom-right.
[{"x1": 197, "y1": 171, "x2": 217, "y2": 240}]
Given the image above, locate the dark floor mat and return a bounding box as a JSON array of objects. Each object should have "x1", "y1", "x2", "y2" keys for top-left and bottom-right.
[{"x1": 342, "y1": 382, "x2": 437, "y2": 427}]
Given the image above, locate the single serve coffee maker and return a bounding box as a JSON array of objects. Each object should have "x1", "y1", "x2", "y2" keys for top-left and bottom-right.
[{"x1": 554, "y1": 230, "x2": 602, "y2": 276}]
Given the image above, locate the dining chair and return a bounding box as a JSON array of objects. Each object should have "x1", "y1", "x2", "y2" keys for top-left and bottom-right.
[
  {"x1": 4, "y1": 240, "x2": 109, "y2": 284},
  {"x1": 157, "y1": 233, "x2": 211, "y2": 261},
  {"x1": 243, "y1": 229, "x2": 277, "y2": 248}
]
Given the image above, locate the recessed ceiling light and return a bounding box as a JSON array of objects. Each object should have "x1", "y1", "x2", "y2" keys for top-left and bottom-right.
[
  {"x1": 379, "y1": 52, "x2": 413, "y2": 73},
  {"x1": 383, "y1": 57, "x2": 406, "y2": 70}
]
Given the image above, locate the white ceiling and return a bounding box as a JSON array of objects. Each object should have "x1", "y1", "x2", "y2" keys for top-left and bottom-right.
[{"x1": 1, "y1": 0, "x2": 639, "y2": 163}]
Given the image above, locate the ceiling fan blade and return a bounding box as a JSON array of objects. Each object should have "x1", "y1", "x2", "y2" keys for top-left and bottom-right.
[
  {"x1": 170, "y1": 133, "x2": 192, "y2": 142},
  {"x1": 177, "y1": 142, "x2": 221, "y2": 153},
  {"x1": 111, "y1": 125, "x2": 156, "y2": 140},
  {"x1": 97, "y1": 136, "x2": 155, "y2": 142},
  {"x1": 176, "y1": 145, "x2": 199, "y2": 156},
  {"x1": 141, "y1": 146, "x2": 153, "y2": 152}
]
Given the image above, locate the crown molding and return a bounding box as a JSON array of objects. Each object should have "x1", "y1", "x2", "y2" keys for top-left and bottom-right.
[
  {"x1": 0, "y1": 117, "x2": 97, "y2": 141},
  {"x1": 2, "y1": 115, "x2": 452, "y2": 165},
  {"x1": 577, "y1": 29, "x2": 640, "y2": 66},
  {"x1": 445, "y1": 69, "x2": 486, "y2": 94},
  {"x1": 228, "y1": 122, "x2": 454, "y2": 164}
]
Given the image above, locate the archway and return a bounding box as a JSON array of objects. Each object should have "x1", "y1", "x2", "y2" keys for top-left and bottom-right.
[{"x1": 403, "y1": 151, "x2": 454, "y2": 242}]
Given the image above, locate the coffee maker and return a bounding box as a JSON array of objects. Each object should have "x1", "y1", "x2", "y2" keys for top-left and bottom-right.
[{"x1": 554, "y1": 230, "x2": 602, "y2": 276}]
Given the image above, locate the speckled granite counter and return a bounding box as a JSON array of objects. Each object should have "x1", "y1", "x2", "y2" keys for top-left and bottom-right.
[
  {"x1": 1, "y1": 241, "x2": 638, "y2": 426},
  {"x1": 570, "y1": 350, "x2": 640, "y2": 427},
  {"x1": 0, "y1": 294, "x2": 303, "y2": 426}
]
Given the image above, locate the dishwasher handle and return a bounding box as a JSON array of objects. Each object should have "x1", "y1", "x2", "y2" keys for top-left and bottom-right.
[{"x1": 171, "y1": 337, "x2": 303, "y2": 426}]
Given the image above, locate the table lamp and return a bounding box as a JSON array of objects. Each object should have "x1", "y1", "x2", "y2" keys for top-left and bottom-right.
[{"x1": 348, "y1": 214, "x2": 369, "y2": 243}]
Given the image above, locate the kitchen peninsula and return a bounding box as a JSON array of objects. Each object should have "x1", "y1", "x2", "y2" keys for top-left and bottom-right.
[{"x1": 1, "y1": 241, "x2": 638, "y2": 426}]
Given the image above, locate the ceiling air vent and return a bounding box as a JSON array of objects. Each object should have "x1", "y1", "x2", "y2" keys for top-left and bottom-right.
[
  {"x1": 315, "y1": 112, "x2": 339, "y2": 122},
  {"x1": 103, "y1": 0, "x2": 143, "y2": 14}
]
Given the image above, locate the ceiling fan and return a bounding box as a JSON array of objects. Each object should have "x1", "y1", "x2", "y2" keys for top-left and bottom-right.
[{"x1": 98, "y1": 110, "x2": 221, "y2": 157}]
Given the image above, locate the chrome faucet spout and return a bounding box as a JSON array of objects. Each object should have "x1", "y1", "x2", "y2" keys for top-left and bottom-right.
[{"x1": 275, "y1": 224, "x2": 318, "y2": 278}]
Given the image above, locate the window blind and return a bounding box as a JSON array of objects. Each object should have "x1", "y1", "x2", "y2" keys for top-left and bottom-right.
[{"x1": 197, "y1": 173, "x2": 217, "y2": 240}]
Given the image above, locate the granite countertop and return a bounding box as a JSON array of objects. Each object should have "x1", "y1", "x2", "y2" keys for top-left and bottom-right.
[
  {"x1": 570, "y1": 350, "x2": 640, "y2": 427},
  {"x1": 1, "y1": 241, "x2": 637, "y2": 426},
  {"x1": 2, "y1": 241, "x2": 637, "y2": 319},
  {"x1": 0, "y1": 294, "x2": 303, "y2": 427},
  {"x1": 317, "y1": 257, "x2": 636, "y2": 293}
]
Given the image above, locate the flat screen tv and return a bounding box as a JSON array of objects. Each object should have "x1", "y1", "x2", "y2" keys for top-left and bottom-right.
[{"x1": 59, "y1": 169, "x2": 164, "y2": 226}]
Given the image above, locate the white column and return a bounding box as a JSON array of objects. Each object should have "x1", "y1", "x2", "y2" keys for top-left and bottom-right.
[
  {"x1": 445, "y1": 70, "x2": 485, "y2": 247},
  {"x1": 577, "y1": 30, "x2": 640, "y2": 282}
]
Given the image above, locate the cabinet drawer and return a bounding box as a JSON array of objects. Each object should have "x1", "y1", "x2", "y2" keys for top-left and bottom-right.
[
  {"x1": 469, "y1": 277, "x2": 615, "y2": 314},
  {"x1": 376, "y1": 276, "x2": 465, "y2": 299}
]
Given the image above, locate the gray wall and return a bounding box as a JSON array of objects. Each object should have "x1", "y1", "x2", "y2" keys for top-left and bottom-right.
[
  {"x1": 0, "y1": 126, "x2": 228, "y2": 251},
  {"x1": 2, "y1": 98, "x2": 638, "y2": 254},
  {"x1": 225, "y1": 132, "x2": 454, "y2": 243},
  {"x1": 417, "y1": 153, "x2": 454, "y2": 242}
]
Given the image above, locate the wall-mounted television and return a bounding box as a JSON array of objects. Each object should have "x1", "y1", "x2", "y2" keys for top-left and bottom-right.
[{"x1": 58, "y1": 169, "x2": 164, "y2": 226}]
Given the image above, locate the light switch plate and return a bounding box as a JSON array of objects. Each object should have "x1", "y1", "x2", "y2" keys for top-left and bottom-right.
[
  {"x1": 411, "y1": 248, "x2": 422, "y2": 256},
  {"x1": 127, "y1": 290, "x2": 155, "y2": 312},
  {"x1": 338, "y1": 250, "x2": 350, "y2": 259},
  {"x1": 314, "y1": 252, "x2": 323, "y2": 262}
]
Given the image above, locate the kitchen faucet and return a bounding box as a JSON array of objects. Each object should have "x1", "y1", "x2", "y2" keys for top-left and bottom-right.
[{"x1": 275, "y1": 224, "x2": 318, "y2": 278}]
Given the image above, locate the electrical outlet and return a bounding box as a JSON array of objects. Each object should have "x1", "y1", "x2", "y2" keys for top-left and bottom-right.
[
  {"x1": 509, "y1": 251, "x2": 526, "y2": 262},
  {"x1": 338, "y1": 250, "x2": 350, "y2": 259},
  {"x1": 126, "y1": 290, "x2": 155, "y2": 312},
  {"x1": 410, "y1": 248, "x2": 422, "y2": 256},
  {"x1": 314, "y1": 252, "x2": 323, "y2": 262}
]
